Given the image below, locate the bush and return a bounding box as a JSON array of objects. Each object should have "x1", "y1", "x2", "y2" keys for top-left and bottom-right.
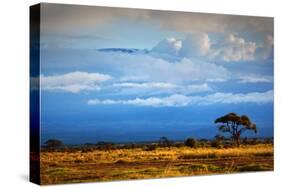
[
  {"x1": 174, "y1": 142, "x2": 184, "y2": 148},
  {"x1": 44, "y1": 139, "x2": 64, "y2": 151},
  {"x1": 211, "y1": 139, "x2": 222, "y2": 148},
  {"x1": 144, "y1": 144, "x2": 157, "y2": 151},
  {"x1": 185, "y1": 138, "x2": 197, "y2": 148}
]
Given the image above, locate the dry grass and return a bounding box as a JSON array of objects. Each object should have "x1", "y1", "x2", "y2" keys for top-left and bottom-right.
[{"x1": 40, "y1": 144, "x2": 273, "y2": 185}]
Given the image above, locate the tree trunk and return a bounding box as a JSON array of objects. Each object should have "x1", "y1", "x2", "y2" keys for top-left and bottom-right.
[{"x1": 235, "y1": 137, "x2": 240, "y2": 147}]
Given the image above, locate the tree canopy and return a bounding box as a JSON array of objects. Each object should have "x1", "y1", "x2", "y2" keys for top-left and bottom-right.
[{"x1": 214, "y1": 112, "x2": 257, "y2": 146}]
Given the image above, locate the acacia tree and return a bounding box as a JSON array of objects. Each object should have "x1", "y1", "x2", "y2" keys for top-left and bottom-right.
[
  {"x1": 214, "y1": 113, "x2": 257, "y2": 146},
  {"x1": 159, "y1": 136, "x2": 172, "y2": 147}
]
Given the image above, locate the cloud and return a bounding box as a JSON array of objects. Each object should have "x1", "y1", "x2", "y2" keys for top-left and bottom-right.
[
  {"x1": 208, "y1": 33, "x2": 274, "y2": 62},
  {"x1": 256, "y1": 35, "x2": 274, "y2": 59},
  {"x1": 184, "y1": 83, "x2": 211, "y2": 94},
  {"x1": 88, "y1": 90, "x2": 273, "y2": 107},
  {"x1": 238, "y1": 75, "x2": 273, "y2": 83},
  {"x1": 41, "y1": 3, "x2": 273, "y2": 35},
  {"x1": 151, "y1": 33, "x2": 273, "y2": 62},
  {"x1": 151, "y1": 37, "x2": 182, "y2": 56},
  {"x1": 209, "y1": 33, "x2": 257, "y2": 62},
  {"x1": 119, "y1": 57, "x2": 229, "y2": 83},
  {"x1": 41, "y1": 71, "x2": 111, "y2": 93},
  {"x1": 180, "y1": 33, "x2": 211, "y2": 56},
  {"x1": 119, "y1": 75, "x2": 150, "y2": 82},
  {"x1": 206, "y1": 78, "x2": 227, "y2": 83},
  {"x1": 40, "y1": 48, "x2": 230, "y2": 93},
  {"x1": 84, "y1": 50, "x2": 229, "y2": 84},
  {"x1": 150, "y1": 32, "x2": 273, "y2": 62},
  {"x1": 112, "y1": 82, "x2": 211, "y2": 96},
  {"x1": 195, "y1": 33, "x2": 211, "y2": 55},
  {"x1": 113, "y1": 82, "x2": 178, "y2": 89},
  {"x1": 152, "y1": 33, "x2": 211, "y2": 58},
  {"x1": 88, "y1": 94, "x2": 191, "y2": 107},
  {"x1": 200, "y1": 90, "x2": 273, "y2": 105}
]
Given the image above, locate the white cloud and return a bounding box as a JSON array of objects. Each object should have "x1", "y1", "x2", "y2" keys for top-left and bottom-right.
[
  {"x1": 206, "y1": 78, "x2": 227, "y2": 83},
  {"x1": 208, "y1": 34, "x2": 274, "y2": 62},
  {"x1": 210, "y1": 33, "x2": 257, "y2": 62},
  {"x1": 113, "y1": 82, "x2": 178, "y2": 89},
  {"x1": 257, "y1": 35, "x2": 274, "y2": 59},
  {"x1": 40, "y1": 49, "x2": 230, "y2": 94},
  {"x1": 152, "y1": 33, "x2": 211, "y2": 58},
  {"x1": 196, "y1": 33, "x2": 211, "y2": 55},
  {"x1": 238, "y1": 75, "x2": 273, "y2": 83},
  {"x1": 112, "y1": 82, "x2": 211, "y2": 96},
  {"x1": 125, "y1": 57, "x2": 229, "y2": 84},
  {"x1": 150, "y1": 34, "x2": 273, "y2": 62},
  {"x1": 180, "y1": 33, "x2": 211, "y2": 57},
  {"x1": 92, "y1": 50, "x2": 229, "y2": 84},
  {"x1": 181, "y1": 83, "x2": 211, "y2": 94},
  {"x1": 41, "y1": 71, "x2": 111, "y2": 93},
  {"x1": 119, "y1": 75, "x2": 149, "y2": 82},
  {"x1": 88, "y1": 90, "x2": 273, "y2": 107},
  {"x1": 200, "y1": 90, "x2": 273, "y2": 105},
  {"x1": 88, "y1": 94, "x2": 191, "y2": 107},
  {"x1": 151, "y1": 37, "x2": 182, "y2": 56}
]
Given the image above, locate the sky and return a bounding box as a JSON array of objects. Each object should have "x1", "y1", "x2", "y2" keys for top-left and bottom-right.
[{"x1": 37, "y1": 3, "x2": 274, "y2": 144}]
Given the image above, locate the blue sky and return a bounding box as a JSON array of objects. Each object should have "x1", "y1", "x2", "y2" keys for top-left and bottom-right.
[{"x1": 37, "y1": 4, "x2": 273, "y2": 144}]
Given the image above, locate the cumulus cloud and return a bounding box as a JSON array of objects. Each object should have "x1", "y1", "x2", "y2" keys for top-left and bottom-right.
[
  {"x1": 195, "y1": 33, "x2": 211, "y2": 55},
  {"x1": 151, "y1": 32, "x2": 273, "y2": 62},
  {"x1": 88, "y1": 90, "x2": 273, "y2": 107},
  {"x1": 180, "y1": 33, "x2": 211, "y2": 57},
  {"x1": 151, "y1": 33, "x2": 273, "y2": 62},
  {"x1": 209, "y1": 33, "x2": 257, "y2": 62},
  {"x1": 152, "y1": 33, "x2": 211, "y2": 58},
  {"x1": 152, "y1": 37, "x2": 182, "y2": 56},
  {"x1": 41, "y1": 71, "x2": 111, "y2": 93}
]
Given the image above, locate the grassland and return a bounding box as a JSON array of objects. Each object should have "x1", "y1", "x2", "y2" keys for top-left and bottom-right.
[{"x1": 40, "y1": 143, "x2": 273, "y2": 185}]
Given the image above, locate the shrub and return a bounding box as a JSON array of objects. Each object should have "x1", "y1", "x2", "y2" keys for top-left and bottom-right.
[
  {"x1": 211, "y1": 139, "x2": 222, "y2": 148},
  {"x1": 174, "y1": 142, "x2": 184, "y2": 148},
  {"x1": 144, "y1": 144, "x2": 157, "y2": 151},
  {"x1": 184, "y1": 138, "x2": 197, "y2": 148},
  {"x1": 44, "y1": 139, "x2": 64, "y2": 151}
]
